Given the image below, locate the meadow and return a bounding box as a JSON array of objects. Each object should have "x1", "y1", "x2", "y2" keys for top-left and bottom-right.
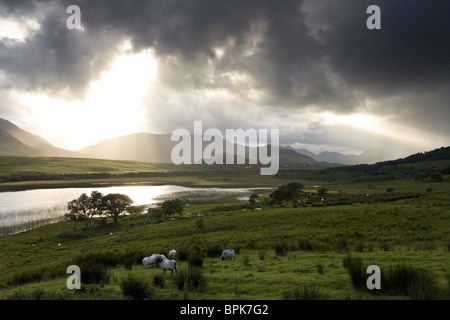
[
  {"x1": 0, "y1": 183, "x2": 449, "y2": 300},
  {"x1": 0, "y1": 155, "x2": 449, "y2": 300}
]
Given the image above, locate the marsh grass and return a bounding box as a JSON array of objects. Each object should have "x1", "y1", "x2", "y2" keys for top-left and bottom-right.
[
  {"x1": 120, "y1": 274, "x2": 155, "y2": 300},
  {"x1": 283, "y1": 285, "x2": 328, "y2": 300},
  {"x1": 173, "y1": 266, "x2": 208, "y2": 292},
  {"x1": 382, "y1": 264, "x2": 439, "y2": 299},
  {"x1": 0, "y1": 206, "x2": 65, "y2": 236}
]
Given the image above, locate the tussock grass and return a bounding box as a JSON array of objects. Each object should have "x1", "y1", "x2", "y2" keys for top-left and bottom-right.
[
  {"x1": 120, "y1": 274, "x2": 155, "y2": 300},
  {"x1": 283, "y1": 285, "x2": 328, "y2": 300}
]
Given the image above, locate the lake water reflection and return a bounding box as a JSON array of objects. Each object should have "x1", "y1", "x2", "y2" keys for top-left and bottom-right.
[{"x1": 0, "y1": 185, "x2": 266, "y2": 235}]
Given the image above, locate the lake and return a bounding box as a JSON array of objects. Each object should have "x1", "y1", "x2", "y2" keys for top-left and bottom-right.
[{"x1": 0, "y1": 185, "x2": 268, "y2": 236}]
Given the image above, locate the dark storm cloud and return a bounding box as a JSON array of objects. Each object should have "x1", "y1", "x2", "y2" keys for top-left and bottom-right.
[
  {"x1": 315, "y1": 0, "x2": 450, "y2": 96},
  {"x1": 2, "y1": 0, "x2": 450, "y2": 101},
  {"x1": 0, "y1": 0, "x2": 449, "y2": 151},
  {"x1": 0, "y1": 0, "x2": 346, "y2": 108}
]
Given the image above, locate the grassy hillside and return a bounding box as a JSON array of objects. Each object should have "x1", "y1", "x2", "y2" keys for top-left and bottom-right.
[{"x1": 1, "y1": 189, "x2": 449, "y2": 300}]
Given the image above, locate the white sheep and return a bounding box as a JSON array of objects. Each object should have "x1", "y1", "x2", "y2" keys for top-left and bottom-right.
[
  {"x1": 156, "y1": 257, "x2": 177, "y2": 274},
  {"x1": 221, "y1": 249, "x2": 236, "y2": 261},
  {"x1": 169, "y1": 249, "x2": 177, "y2": 258},
  {"x1": 160, "y1": 254, "x2": 168, "y2": 260},
  {"x1": 142, "y1": 254, "x2": 160, "y2": 268}
]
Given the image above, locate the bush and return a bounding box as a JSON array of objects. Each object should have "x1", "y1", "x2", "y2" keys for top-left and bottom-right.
[
  {"x1": 298, "y1": 238, "x2": 314, "y2": 251},
  {"x1": 258, "y1": 251, "x2": 266, "y2": 260},
  {"x1": 382, "y1": 264, "x2": 438, "y2": 299},
  {"x1": 153, "y1": 274, "x2": 165, "y2": 288},
  {"x1": 174, "y1": 266, "x2": 207, "y2": 292},
  {"x1": 120, "y1": 274, "x2": 155, "y2": 300},
  {"x1": 205, "y1": 243, "x2": 223, "y2": 258},
  {"x1": 274, "y1": 241, "x2": 289, "y2": 257},
  {"x1": 342, "y1": 254, "x2": 365, "y2": 291},
  {"x1": 79, "y1": 263, "x2": 111, "y2": 285},
  {"x1": 177, "y1": 246, "x2": 190, "y2": 261},
  {"x1": 334, "y1": 238, "x2": 348, "y2": 253},
  {"x1": 187, "y1": 251, "x2": 204, "y2": 267}
]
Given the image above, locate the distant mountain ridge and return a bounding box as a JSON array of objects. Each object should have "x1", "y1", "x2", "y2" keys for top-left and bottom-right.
[
  {"x1": 283, "y1": 145, "x2": 413, "y2": 165},
  {"x1": 0, "y1": 118, "x2": 78, "y2": 157},
  {"x1": 1, "y1": 118, "x2": 444, "y2": 166}
]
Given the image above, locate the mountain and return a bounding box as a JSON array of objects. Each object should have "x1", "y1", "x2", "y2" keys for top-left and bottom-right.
[
  {"x1": 0, "y1": 118, "x2": 78, "y2": 157},
  {"x1": 312, "y1": 146, "x2": 450, "y2": 183},
  {"x1": 78, "y1": 132, "x2": 335, "y2": 168},
  {"x1": 283, "y1": 145, "x2": 413, "y2": 165},
  {"x1": 78, "y1": 132, "x2": 175, "y2": 163}
]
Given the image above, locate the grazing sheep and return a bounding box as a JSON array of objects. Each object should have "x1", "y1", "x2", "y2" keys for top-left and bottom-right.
[
  {"x1": 221, "y1": 249, "x2": 236, "y2": 261},
  {"x1": 156, "y1": 257, "x2": 177, "y2": 274},
  {"x1": 142, "y1": 254, "x2": 159, "y2": 268},
  {"x1": 169, "y1": 249, "x2": 177, "y2": 258},
  {"x1": 160, "y1": 254, "x2": 168, "y2": 260}
]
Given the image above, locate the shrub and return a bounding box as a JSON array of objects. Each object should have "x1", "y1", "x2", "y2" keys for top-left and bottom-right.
[
  {"x1": 258, "y1": 251, "x2": 266, "y2": 260},
  {"x1": 343, "y1": 254, "x2": 365, "y2": 291},
  {"x1": 80, "y1": 263, "x2": 111, "y2": 285},
  {"x1": 174, "y1": 266, "x2": 207, "y2": 292},
  {"x1": 153, "y1": 274, "x2": 165, "y2": 288},
  {"x1": 382, "y1": 264, "x2": 438, "y2": 299},
  {"x1": 334, "y1": 238, "x2": 348, "y2": 253},
  {"x1": 274, "y1": 241, "x2": 289, "y2": 257},
  {"x1": 120, "y1": 274, "x2": 155, "y2": 300},
  {"x1": 187, "y1": 251, "x2": 204, "y2": 267},
  {"x1": 298, "y1": 238, "x2": 314, "y2": 251},
  {"x1": 205, "y1": 243, "x2": 223, "y2": 258},
  {"x1": 316, "y1": 264, "x2": 324, "y2": 275},
  {"x1": 177, "y1": 246, "x2": 190, "y2": 261}
]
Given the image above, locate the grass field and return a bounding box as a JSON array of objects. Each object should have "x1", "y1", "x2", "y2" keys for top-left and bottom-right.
[
  {"x1": 0, "y1": 188, "x2": 449, "y2": 300},
  {"x1": 1, "y1": 156, "x2": 449, "y2": 300}
]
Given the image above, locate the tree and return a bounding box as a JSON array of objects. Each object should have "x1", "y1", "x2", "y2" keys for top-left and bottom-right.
[
  {"x1": 316, "y1": 187, "x2": 327, "y2": 197},
  {"x1": 270, "y1": 182, "x2": 304, "y2": 202},
  {"x1": 147, "y1": 207, "x2": 164, "y2": 222},
  {"x1": 248, "y1": 193, "x2": 258, "y2": 204},
  {"x1": 66, "y1": 191, "x2": 104, "y2": 229},
  {"x1": 102, "y1": 193, "x2": 133, "y2": 225},
  {"x1": 160, "y1": 198, "x2": 184, "y2": 219}
]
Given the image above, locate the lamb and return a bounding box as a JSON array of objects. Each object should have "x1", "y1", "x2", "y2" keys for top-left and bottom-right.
[
  {"x1": 221, "y1": 249, "x2": 236, "y2": 261},
  {"x1": 156, "y1": 257, "x2": 177, "y2": 274},
  {"x1": 169, "y1": 249, "x2": 177, "y2": 258}
]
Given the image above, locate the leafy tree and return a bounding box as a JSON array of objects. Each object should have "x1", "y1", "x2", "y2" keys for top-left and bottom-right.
[
  {"x1": 316, "y1": 187, "x2": 327, "y2": 197},
  {"x1": 66, "y1": 191, "x2": 104, "y2": 229},
  {"x1": 161, "y1": 198, "x2": 184, "y2": 219},
  {"x1": 102, "y1": 193, "x2": 133, "y2": 225},
  {"x1": 147, "y1": 207, "x2": 164, "y2": 222},
  {"x1": 270, "y1": 182, "x2": 304, "y2": 202}
]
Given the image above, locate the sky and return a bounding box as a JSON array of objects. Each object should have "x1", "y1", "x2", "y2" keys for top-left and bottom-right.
[{"x1": 0, "y1": 0, "x2": 449, "y2": 157}]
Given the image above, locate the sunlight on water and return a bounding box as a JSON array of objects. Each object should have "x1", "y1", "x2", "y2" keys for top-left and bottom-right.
[{"x1": 0, "y1": 185, "x2": 268, "y2": 236}]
